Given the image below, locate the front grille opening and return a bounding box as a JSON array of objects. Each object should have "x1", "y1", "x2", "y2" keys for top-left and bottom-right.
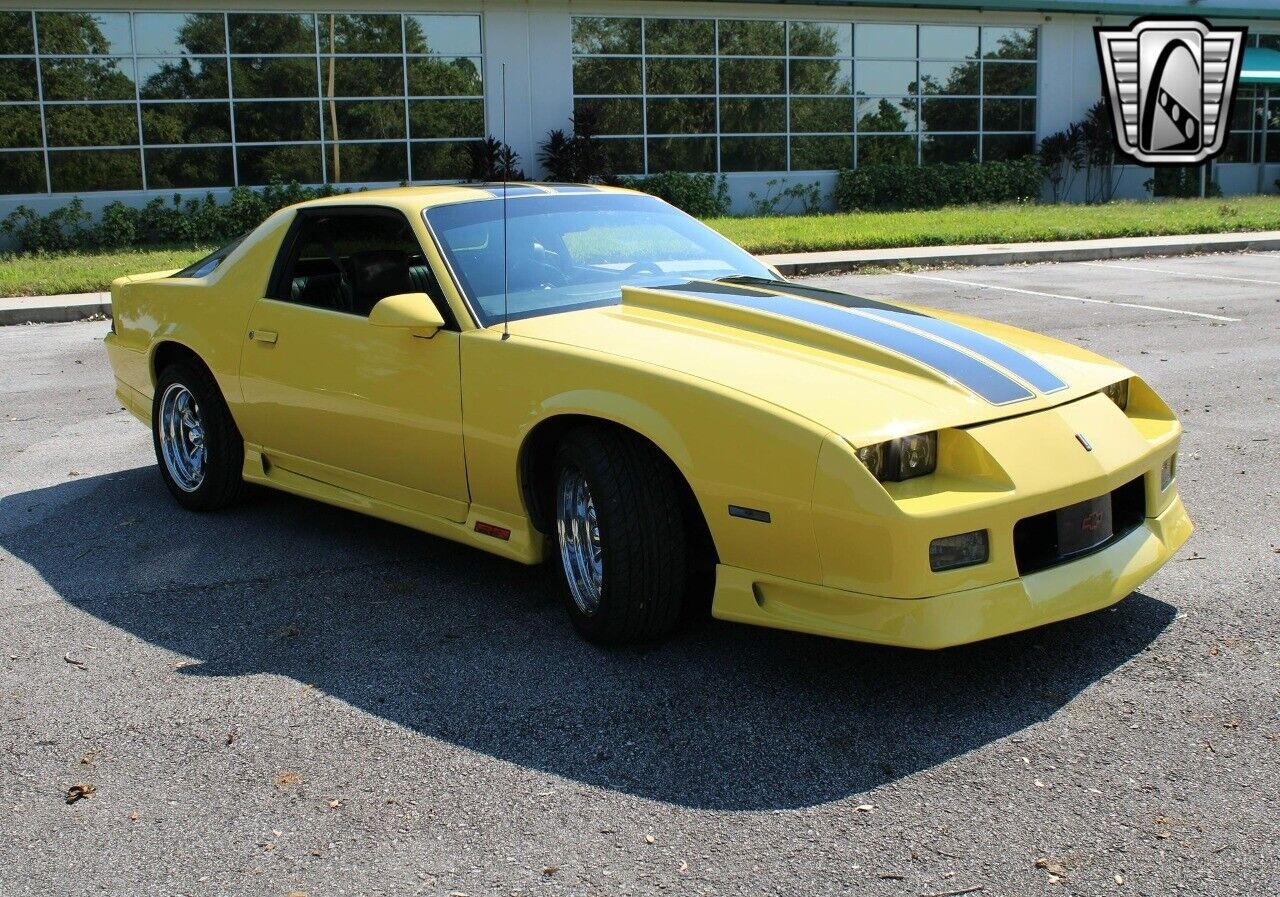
[{"x1": 1013, "y1": 476, "x2": 1146, "y2": 576}]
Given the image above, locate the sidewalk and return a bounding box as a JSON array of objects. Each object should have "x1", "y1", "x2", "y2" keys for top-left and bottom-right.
[
  {"x1": 759, "y1": 229, "x2": 1280, "y2": 275},
  {"x1": 4, "y1": 229, "x2": 1280, "y2": 326}
]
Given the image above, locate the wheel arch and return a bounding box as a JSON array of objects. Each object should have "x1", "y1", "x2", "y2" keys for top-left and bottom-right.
[
  {"x1": 150, "y1": 340, "x2": 210, "y2": 387},
  {"x1": 517, "y1": 412, "x2": 718, "y2": 563}
]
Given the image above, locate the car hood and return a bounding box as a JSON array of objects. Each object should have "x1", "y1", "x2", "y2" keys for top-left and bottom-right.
[{"x1": 506, "y1": 277, "x2": 1131, "y2": 442}]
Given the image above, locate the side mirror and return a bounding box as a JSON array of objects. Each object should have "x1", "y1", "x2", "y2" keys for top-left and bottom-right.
[{"x1": 368, "y1": 292, "x2": 445, "y2": 337}]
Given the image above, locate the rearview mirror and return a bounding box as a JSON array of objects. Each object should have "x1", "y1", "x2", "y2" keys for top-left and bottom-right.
[{"x1": 369, "y1": 292, "x2": 445, "y2": 337}]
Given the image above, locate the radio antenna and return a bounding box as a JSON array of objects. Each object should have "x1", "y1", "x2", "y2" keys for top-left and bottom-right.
[{"x1": 500, "y1": 62, "x2": 510, "y2": 341}]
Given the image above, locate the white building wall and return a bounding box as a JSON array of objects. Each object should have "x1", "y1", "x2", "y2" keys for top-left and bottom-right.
[{"x1": 1, "y1": 1, "x2": 1278, "y2": 221}]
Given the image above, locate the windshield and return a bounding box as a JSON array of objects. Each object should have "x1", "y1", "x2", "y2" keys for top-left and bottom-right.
[{"x1": 423, "y1": 192, "x2": 776, "y2": 325}]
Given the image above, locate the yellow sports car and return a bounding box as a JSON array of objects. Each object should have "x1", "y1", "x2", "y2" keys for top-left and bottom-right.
[{"x1": 104, "y1": 184, "x2": 1191, "y2": 647}]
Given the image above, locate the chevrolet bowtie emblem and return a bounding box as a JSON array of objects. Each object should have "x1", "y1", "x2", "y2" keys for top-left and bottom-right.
[
  {"x1": 1076, "y1": 433, "x2": 1093, "y2": 452},
  {"x1": 1095, "y1": 17, "x2": 1246, "y2": 166}
]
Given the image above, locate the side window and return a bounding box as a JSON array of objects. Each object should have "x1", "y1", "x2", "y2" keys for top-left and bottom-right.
[{"x1": 270, "y1": 210, "x2": 444, "y2": 318}]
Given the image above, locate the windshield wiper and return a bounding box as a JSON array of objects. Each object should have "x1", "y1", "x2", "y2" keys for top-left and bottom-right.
[{"x1": 715, "y1": 274, "x2": 785, "y2": 285}]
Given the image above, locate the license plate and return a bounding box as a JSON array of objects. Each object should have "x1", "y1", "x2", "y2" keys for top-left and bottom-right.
[{"x1": 1056, "y1": 494, "x2": 1114, "y2": 558}]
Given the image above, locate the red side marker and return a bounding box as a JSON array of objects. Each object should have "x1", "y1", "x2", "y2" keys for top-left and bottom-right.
[{"x1": 475, "y1": 521, "x2": 511, "y2": 541}]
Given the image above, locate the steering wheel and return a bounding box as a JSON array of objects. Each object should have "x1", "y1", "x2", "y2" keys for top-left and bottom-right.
[
  {"x1": 624, "y1": 260, "x2": 663, "y2": 276},
  {"x1": 512, "y1": 259, "x2": 567, "y2": 289}
]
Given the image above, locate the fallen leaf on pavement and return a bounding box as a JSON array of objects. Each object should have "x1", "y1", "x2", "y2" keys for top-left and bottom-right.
[
  {"x1": 274, "y1": 772, "x2": 301, "y2": 788},
  {"x1": 65, "y1": 783, "x2": 96, "y2": 804},
  {"x1": 1115, "y1": 874, "x2": 1125, "y2": 884},
  {"x1": 542, "y1": 866, "x2": 558, "y2": 876},
  {"x1": 855, "y1": 804, "x2": 875, "y2": 812},
  {"x1": 644, "y1": 834, "x2": 655, "y2": 844},
  {"x1": 1035, "y1": 858, "x2": 1067, "y2": 877}
]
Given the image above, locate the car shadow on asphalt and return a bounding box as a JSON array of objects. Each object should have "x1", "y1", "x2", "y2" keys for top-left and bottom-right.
[{"x1": 1, "y1": 465, "x2": 1177, "y2": 811}]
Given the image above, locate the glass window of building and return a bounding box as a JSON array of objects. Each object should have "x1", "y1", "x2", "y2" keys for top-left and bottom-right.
[
  {"x1": 0, "y1": 9, "x2": 484, "y2": 195},
  {"x1": 571, "y1": 16, "x2": 1038, "y2": 174}
]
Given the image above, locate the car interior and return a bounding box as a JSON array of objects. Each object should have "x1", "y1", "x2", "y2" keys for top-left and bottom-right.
[{"x1": 277, "y1": 212, "x2": 443, "y2": 318}]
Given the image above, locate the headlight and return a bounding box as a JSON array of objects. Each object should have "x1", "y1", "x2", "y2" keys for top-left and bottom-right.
[
  {"x1": 1101, "y1": 379, "x2": 1130, "y2": 410},
  {"x1": 855, "y1": 432, "x2": 938, "y2": 482}
]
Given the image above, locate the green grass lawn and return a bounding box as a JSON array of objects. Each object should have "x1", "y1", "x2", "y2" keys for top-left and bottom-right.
[
  {"x1": 0, "y1": 246, "x2": 211, "y2": 298},
  {"x1": 3, "y1": 195, "x2": 1280, "y2": 297},
  {"x1": 710, "y1": 195, "x2": 1280, "y2": 255}
]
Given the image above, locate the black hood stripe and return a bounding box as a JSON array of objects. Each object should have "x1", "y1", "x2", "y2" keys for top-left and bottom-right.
[
  {"x1": 757, "y1": 281, "x2": 1068, "y2": 395},
  {"x1": 660, "y1": 282, "x2": 1034, "y2": 405}
]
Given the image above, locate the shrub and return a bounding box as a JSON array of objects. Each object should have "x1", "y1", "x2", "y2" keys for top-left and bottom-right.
[
  {"x1": 747, "y1": 178, "x2": 823, "y2": 216},
  {"x1": 0, "y1": 181, "x2": 348, "y2": 253},
  {"x1": 468, "y1": 136, "x2": 526, "y2": 182},
  {"x1": 537, "y1": 109, "x2": 616, "y2": 184},
  {"x1": 622, "y1": 172, "x2": 731, "y2": 218},
  {"x1": 832, "y1": 158, "x2": 1043, "y2": 212}
]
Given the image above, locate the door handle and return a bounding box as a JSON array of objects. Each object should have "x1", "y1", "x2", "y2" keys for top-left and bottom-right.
[{"x1": 249, "y1": 329, "x2": 278, "y2": 344}]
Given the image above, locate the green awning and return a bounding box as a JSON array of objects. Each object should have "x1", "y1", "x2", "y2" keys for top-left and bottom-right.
[{"x1": 1242, "y1": 47, "x2": 1280, "y2": 86}]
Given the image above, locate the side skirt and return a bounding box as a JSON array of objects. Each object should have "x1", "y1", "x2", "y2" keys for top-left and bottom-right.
[{"x1": 241, "y1": 446, "x2": 546, "y2": 565}]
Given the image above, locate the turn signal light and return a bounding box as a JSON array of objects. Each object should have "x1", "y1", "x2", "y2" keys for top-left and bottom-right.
[
  {"x1": 1161, "y1": 454, "x2": 1176, "y2": 491},
  {"x1": 930, "y1": 530, "x2": 989, "y2": 572}
]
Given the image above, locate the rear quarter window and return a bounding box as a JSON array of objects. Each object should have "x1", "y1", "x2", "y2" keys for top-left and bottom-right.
[{"x1": 172, "y1": 234, "x2": 247, "y2": 279}]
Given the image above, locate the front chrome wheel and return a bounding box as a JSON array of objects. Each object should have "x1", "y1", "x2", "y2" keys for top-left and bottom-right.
[
  {"x1": 158, "y1": 382, "x2": 206, "y2": 492},
  {"x1": 556, "y1": 467, "x2": 603, "y2": 615}
]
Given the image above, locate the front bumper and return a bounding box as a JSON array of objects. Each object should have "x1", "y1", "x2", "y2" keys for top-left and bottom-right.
[{"x1": 711, "y1": 492, "x2": 1191, "y2": 649}]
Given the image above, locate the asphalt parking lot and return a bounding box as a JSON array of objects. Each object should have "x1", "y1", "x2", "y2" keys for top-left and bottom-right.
[{"x1": 2, "y1": 253, "x2": 1278, "y2": 897}]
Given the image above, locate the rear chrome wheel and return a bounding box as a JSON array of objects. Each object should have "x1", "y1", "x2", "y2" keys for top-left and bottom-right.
[
  {"x1": 556, "y1": 467, "x2": 603, "y2": 615},
  {"x1": 152, "y1": 360, "x2": 247, "y2": 511},
  {"x1": 158, "y1": 382, "x2": 206, "y2": 492}
]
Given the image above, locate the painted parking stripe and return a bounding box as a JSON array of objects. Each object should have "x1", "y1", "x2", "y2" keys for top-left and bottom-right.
[
  {"x1": 663, "y1": 281, "x2": 1034, "y2": 405},
  {"x1": 1080, "y1": 260, "x2": 1280, "y2": 287},
  {"x1": 759, "y1": 280, "x2": 1067, "y2": 394},
  {"x1": 898, "y1": 272, "x2": 1240, "y2": 322}
]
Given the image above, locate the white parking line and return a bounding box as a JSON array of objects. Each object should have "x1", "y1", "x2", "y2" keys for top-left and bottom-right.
[
  {"x1": 1080, "y1": 260, "x2": 1280, "y2": 287},
  {"x1": 897, "y1": 272, "x2": 1240, "y2": 322}
]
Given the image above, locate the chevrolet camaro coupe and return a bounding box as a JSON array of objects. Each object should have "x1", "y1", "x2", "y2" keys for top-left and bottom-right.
[{"x1": 105, "y1": 184, "x2": 1191, "y2": 647}]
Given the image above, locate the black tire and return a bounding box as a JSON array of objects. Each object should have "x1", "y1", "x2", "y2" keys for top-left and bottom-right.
[
  {"x1": 152, "y1": 360, "x2": 247, "y2": 511},
  {"x1": 551, "y1": 426, "x2": 690, "y2": 644}
]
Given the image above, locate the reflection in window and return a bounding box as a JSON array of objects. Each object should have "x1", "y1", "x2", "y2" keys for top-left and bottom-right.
[
  {"x1": 133, "y1": 13, "x2": 225, "y2": 55},
  {"x1": 0, "y1": 11, "x2": 35, "y2": 55},
  {"x1": 407, "y1": 57, "x2": 482, "y2": 96},
  {"x1": 142, "y1": 103, "x2": 232, "y2": 145},
  {"x1": 49, "y1": 148, "x2": 142, "y2": 192},
  {"x1": 409, "y1": 100, "x2": 484, "y2": 140},
  {"x1": 571, "y1": 16, "x2": 1037, "y2": 173},
  {"x1": 405, "y1": 15, "x2": 482, "y2": 56},
  {"x1": 146, "y1": 147, "x2": 234, "y2": 188},
  {"x1": 0, "y1": 151, "x2": 45, "y2": 194},
  {"x1": 237, "y1": 144, "x2": 323, "y2": 185},
  {"x1": 327, "y1": 100, "x2": 405, "y2": 141},
  {"x1": 138, "y1": 58, "x2": 229, "y2": 100},
  {"x1": 0, "y1": 10, "x2": 484, "y2": 194},
  {"x1": 325, "y1": 142, "x2": 407, "y2": 183},
  {"x1": 0, "y1": 107, "x2": 42, "y2": 149},
  {"x1": 228, "y1": 13, "x2": 316, "y2": 54},
  {"x1": 45, "y1": 104, "x2": 139, "y2": 147},
  {"x1": 720, "y1": 98, "x2": 786, "y2": 134},
  {"x1": 0, "y1": 60, "x2": 39, "y2": 101},
  {"x1": 235, "y1": 101, "x2": 322, "y2": 143},
  {"x1": 411, "y1": 140, "x2": 472, "y2": 180},
  {"x1": 41, "y1": 57, "x2": 135, "y2": 101},
  {"x1": 38, "y1": 12, "x2": 132, "y2": 55}
]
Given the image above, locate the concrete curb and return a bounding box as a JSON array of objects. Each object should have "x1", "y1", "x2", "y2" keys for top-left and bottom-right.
[
  {"x1": 759, "y1": 230, "x2": 1280, "y2": 276},
  {"x1": 0, "y1": 292, "x2": 110, "y2": 327},
  {"x1": 3, "y1": 230, "x2": 1279, "y2": 325}
]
